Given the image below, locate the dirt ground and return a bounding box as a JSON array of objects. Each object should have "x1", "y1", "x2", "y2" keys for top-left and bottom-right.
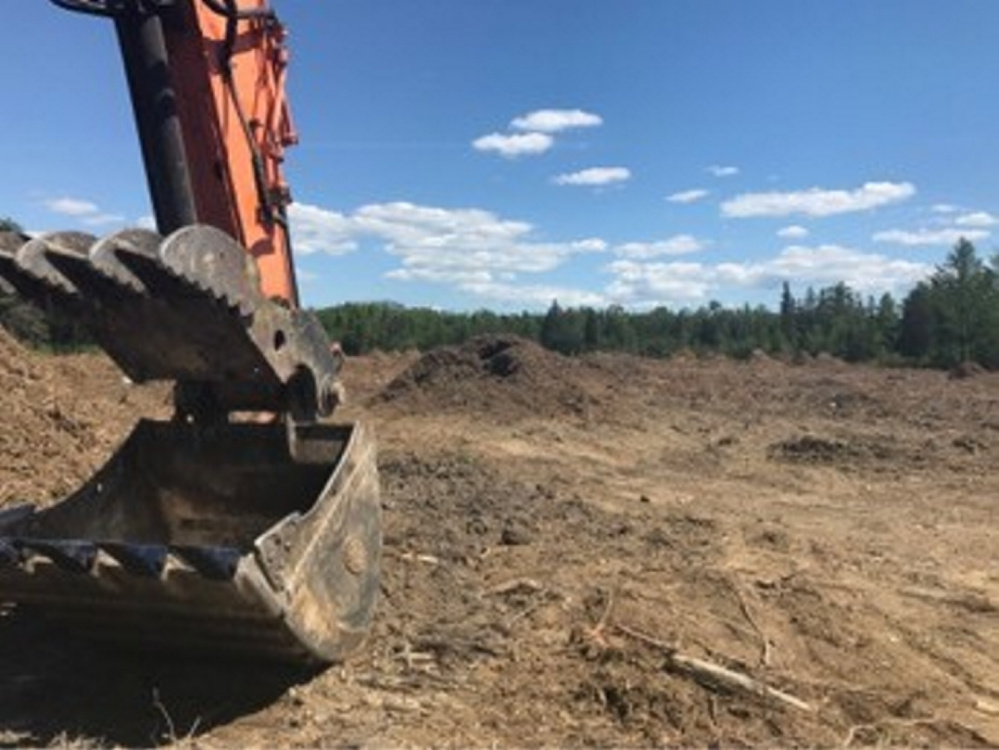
[{"x1": 0, "y1": 329, "x2": 997, "y2": 747}]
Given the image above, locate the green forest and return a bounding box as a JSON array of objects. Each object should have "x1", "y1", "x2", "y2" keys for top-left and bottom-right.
[{"x1": 3, "y1": 212, "x2": 999, "y2": 370}]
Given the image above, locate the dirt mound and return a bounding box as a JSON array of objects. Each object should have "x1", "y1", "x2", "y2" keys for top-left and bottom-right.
[
  {"x1": 0, "y1": 326, "x2": 168, "y2": 507},
  {"x1": 374, "y1": 334, "x2": 595, "y2": 420},
  {"x1": 949, "y1": 360, "x2": 985, "y2": 380}
]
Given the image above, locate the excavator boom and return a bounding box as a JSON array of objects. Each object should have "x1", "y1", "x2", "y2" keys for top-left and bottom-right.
[
  {"x1": 110, "y1": 0, "x2": 300, "y2": 302},
  {"x1": 0, "y1": 0, "x2": 381, "y2": 665}
]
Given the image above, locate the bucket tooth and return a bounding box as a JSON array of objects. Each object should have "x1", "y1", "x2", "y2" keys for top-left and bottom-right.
[
  {"x1": 170, "y1": 545, "x2": 241, "y2": 581},
  {"x1": 0, "y1": 231, "x2": 30, "y2": 293},
  {"x1": 5, "y1": 225, "x2": 336, "y2": 415},
  {"x1": 34, "y1": 227, "x2": 273, "y2": 386},
  {"x1": 20, "y1": 539, "x2": 98, "y2": 575},
  {"x1": 0, "y1": 235, "x2": 79, "y2": 312},
  {"x1": 100, "y1": 542, "x2": 168, "y2": 578},
  {"x1": 109, "y1": 229, "x2": 190, "y2": 298},
  {"x1": 46, "y1": 232, "x2": 176, "y2": 382},
  {"x1": 89, "y1": 229, "x2": 154, "y2": 295},
  {"x1": 42, "y1": 248, "x2": 106, "y2": 298},
  {"x1": 46, "y1": 238, "x2": 142, "y2": 305},
  {"x1": 0, "y1": 235, "x2": 157, "y2": 382},
  {"x1": 109, "y1": 227, "x2": 237, "y2": 306},
  {"x1": 157, "y1": 225, "x2": 262, "y2": 316},
  {"x1": 16, "y1": 233, "x2": 95, "y2": 298},
  {"x1": 106, "y1": 225, "x2": 261, "y2": 316},
  {"x1": 0, "y1": 231, "x2": 28, "y2": 254},
  {"x1": 91, "y1": 226, "x2": 298, "y2": 392},
  {"x1": 0, "y1": 255, "x2": 31, "y2": 298},
  {"x1": 5, "y1": 233, "x2": 164, "y2": 384}
]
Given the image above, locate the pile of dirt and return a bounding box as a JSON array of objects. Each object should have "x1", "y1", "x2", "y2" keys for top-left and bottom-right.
[
  {"x1": 949, "y1": 360, "x2": 985, "y2": 380},
  {"x1": 374, "y1": 335, "x2": 596, "y2": 421},
  {"x1": 0, "y1": 326, "x2": 168, "y2": 507}
]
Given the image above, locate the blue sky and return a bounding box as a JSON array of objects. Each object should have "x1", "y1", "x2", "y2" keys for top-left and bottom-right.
[{"x1": 3, "y1": 1, "x2": 999, "y2": 312}]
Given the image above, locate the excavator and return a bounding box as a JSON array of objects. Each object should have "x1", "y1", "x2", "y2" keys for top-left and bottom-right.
[{"x1": 0, "y1": 0, "x2": 381, "y2": 665}]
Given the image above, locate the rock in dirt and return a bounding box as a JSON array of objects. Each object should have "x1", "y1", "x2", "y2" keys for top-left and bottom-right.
[{"x1": 500, "y1": 524, "x2": 532, "y2": 546}]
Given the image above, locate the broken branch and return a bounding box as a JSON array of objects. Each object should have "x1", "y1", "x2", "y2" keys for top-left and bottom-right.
[{"x1": 609, "y1": 622, "x2": 813, "y2": 713}]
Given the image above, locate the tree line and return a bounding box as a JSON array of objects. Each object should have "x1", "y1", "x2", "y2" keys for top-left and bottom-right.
[
  {"x1": 2, "y1": 212, "x2": 998, "y2": 370},
  {"x1": 317, "y1": 238, "x2": 999, "y2": 370}
]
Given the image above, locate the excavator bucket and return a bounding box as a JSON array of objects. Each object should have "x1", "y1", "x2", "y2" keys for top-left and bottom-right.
[
  {"x1": 0, "y1": 421, "x2": 380, "y2": 664},
  {"x1": 0, "y1": 228, "x2": 382, "y2": 665}
]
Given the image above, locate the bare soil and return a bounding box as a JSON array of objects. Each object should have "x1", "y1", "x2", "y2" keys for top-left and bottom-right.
[{"x1": 0, "y1": 329, "x2": 997, "y2": 747}]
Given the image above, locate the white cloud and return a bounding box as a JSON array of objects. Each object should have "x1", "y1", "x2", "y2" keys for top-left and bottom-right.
[
  {"x1": 872, "y1": 227, "x2": 989, "y2": 246},
  {"x1": 955, "y1": 211, "x2": 999, "y2": 228},
  {"x1": 45, "y1": 197, "x2": 100, "y2": 217},
  {"x1": 766, "y1": 245, "x2": 929, "y2": 291},
  {"x1": 722, "y1": 181, "x2": 915, "y2": 218},
  {"x1": 352, "y1": 203, "x2": 542, "y2": 272},
  {"x1": 367, "y1": 202, "x2": 605, "y2": 280},
  {"x1": 287, "y1": 198, "x2": 934, "y2": 312},
  {"x1": 931, "y1": 204, "x2": 961, "y2": 214},
  {"x1": 510, "y1": 109, "x2": 603, "y2": 133},
  {"x1": 666, "y1": 189, "x2": 709, "y2": 204},
  {"x1": 553, "y1": 166, "x2": 631, "y2": 187},
  {"x1": 707, "y1": 165, "x2": 740, "y2": 177},
  {"x1": 614, "y1": 235, "x2": 705, "y2": 259},
  {"x1": 136, "y1": 215, "x2": 156, "y2": 230},
  {"x1": 606, "y1": 260, "x2": 715, "y2": 306},
  {"x1": 43, "y1": 196, "x2": 130, "y2": 228},
  {"x1": 289, "y1": 200, "x2": 607, "y2": 304},
  {"x1": 777, "y1": 225, "x2": 810, "y2": 239},
  {"x1": 572, "y1": 238, "x2": 609, "y2": 252},
  {"x1": 604, "y1": 244, "x2": 931, "y2": 307},
  {"x1": 472, "y1": 131, "x2": 554, "y2": 158},
  {"x1": 82, "y1": 213, "x2": 126, "y2": 226},
  {"x1": 288, "y1": 202, "x2": 359, "y2": 255}
]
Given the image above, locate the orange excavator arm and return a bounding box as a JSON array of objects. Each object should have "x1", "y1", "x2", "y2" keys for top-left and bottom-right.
[
  {"x1": 8, "y1": 0, "x2": 339, "y2": 422},
  {"x1": 50, "y1": 0, "x2": 301, "y2": 303},
  {"x1": 0, "y1": 1, "x2": 381, "y2": 666},
  {"x1": 83, "y1": 0, "x2": 301, "y2": 305},
  {"x1": 117, "y1": 0, "x2": 300, "y2": 304}
]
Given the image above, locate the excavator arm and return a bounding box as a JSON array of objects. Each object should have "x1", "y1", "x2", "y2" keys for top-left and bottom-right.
[
  {"x1": 39, "y1": 0, "x2": 335, "y2": 423},
  {"x1": 104, "y1": 0, "x2": 300, "y2": 302},
  {"x1": 0, "y1": 0, "x2": 381, "y2": 665}
]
